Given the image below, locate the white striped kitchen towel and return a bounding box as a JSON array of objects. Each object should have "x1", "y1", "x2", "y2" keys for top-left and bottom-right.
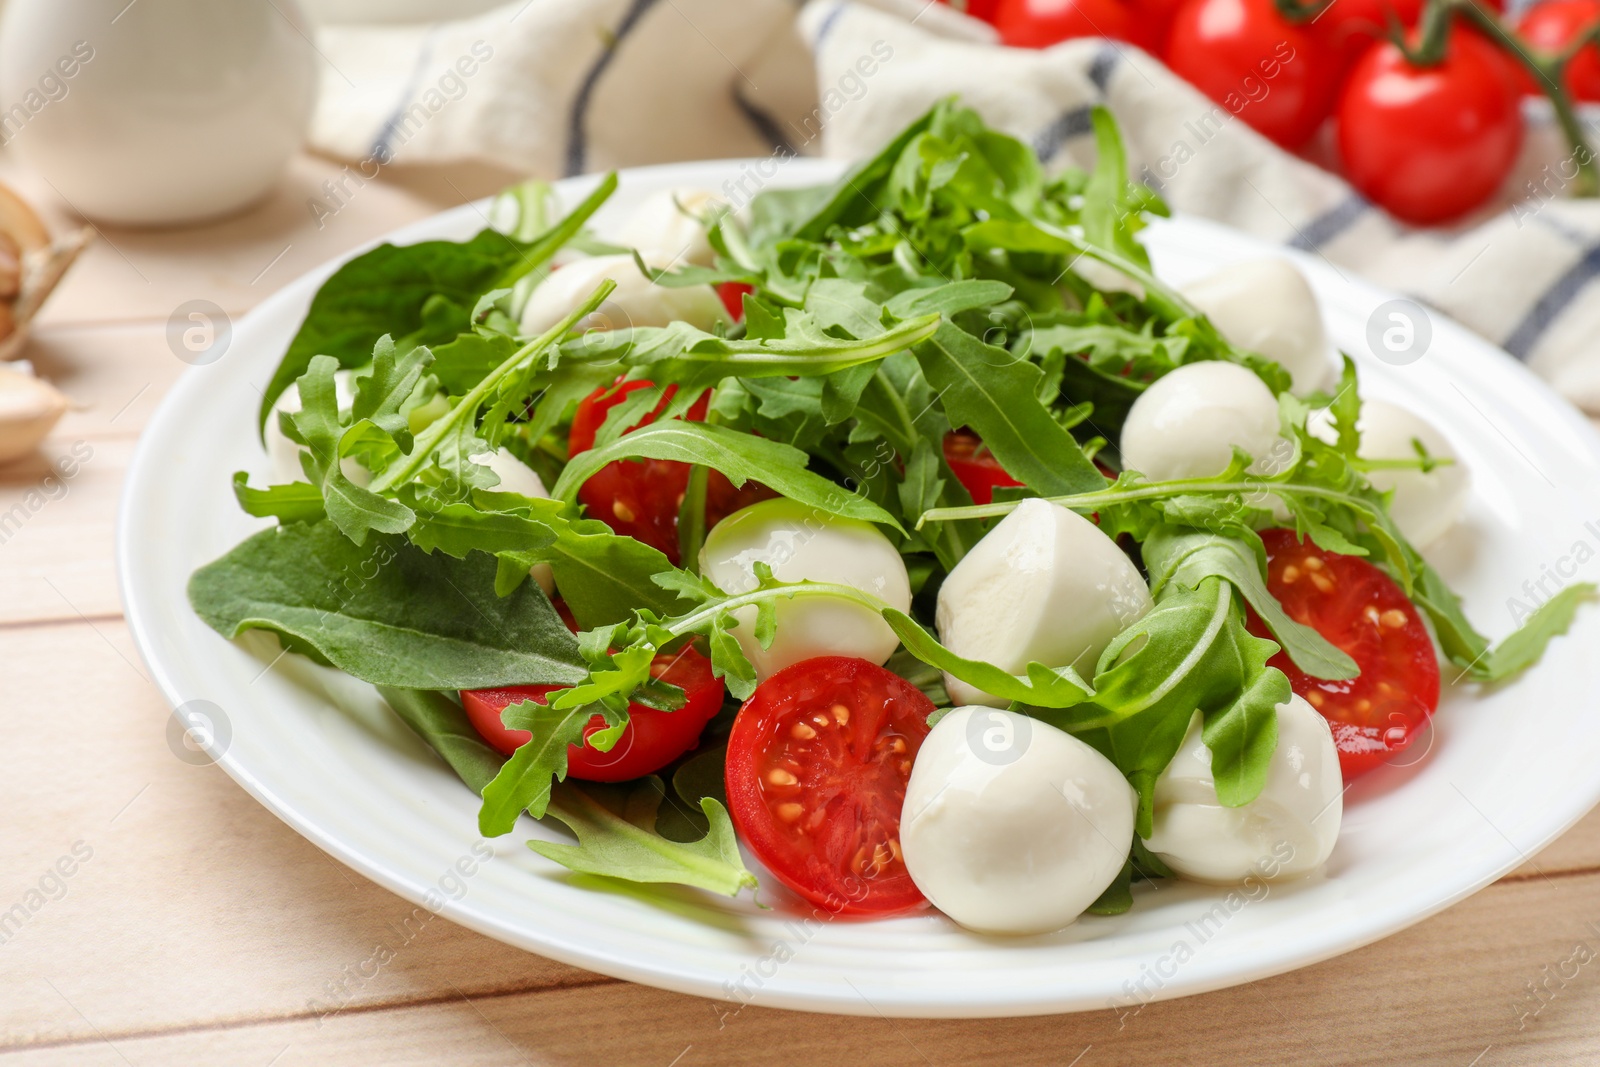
[{"x1": 308, "y1": 0, "x2": 1600, "y2": 413}]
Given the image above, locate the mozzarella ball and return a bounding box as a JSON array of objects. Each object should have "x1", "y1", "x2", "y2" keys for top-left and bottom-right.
[
  {"x1": 519, "y1": 254, "x2": 727, "y2": 336},
  {"x1": 616, "y1": 188, "x2": 725, "y2": 268},
  {"x1": 936, "y1": 498, "x2": 1152, "y2": 707},
  {"x1": 1180, "y1": 258, "x2": 1334, "y2": 396},
  {"x1": 1354, "y1": 400, "x2": 1470, "y2": 548},
  {"x1": 1120, "y1": 361, "x2": 1288, "y2": 482},
  {"x1": 698, "y1": 498, "x2": 911, "y2": 681},
  {"x1": 901, "y1": 707, "x2": 1136, "y2": 935},
  {"x1": 1142, "y1": 696, "x2": 1342, "y2": 885},
  {"x1": 265, "y1": 369, "x2": 370, "y2": 487},
  {"x1": 470, "y1": 448, "x2": 555, "y2": 596}
]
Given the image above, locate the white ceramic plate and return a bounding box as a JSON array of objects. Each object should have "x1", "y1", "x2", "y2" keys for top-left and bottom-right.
[{"x1": 120, "y1": 159, "x2": 1600, "y2": 1018}]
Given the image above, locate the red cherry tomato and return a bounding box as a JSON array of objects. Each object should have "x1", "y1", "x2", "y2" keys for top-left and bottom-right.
[
  {"x1": 1335, "y1": 27, "x2": 1523, "y2": 224},
  {"x1": 716, "y1": 281, "x2": 753, "y2": 321},
  {"x1": 1163, "y1": 0, "x2": 1340, "y2": 148},
  {"x1": 1129, "y1": 0, "x2": 1188, "y2": 50},
  {"x1": 995, "y1": 0, "x2": 1160, "y2": 49},
  {"x1": 461, "y1": 645, "x2": 725, "y2": 782},
  {"x1": 1313, "y1": 0, "x2": 1424, "y2": 70},
  {"x1": 1244, "y1": 529, "x2": 1440, "y2": 779},
  {"x1": 568, "y1": 380, "x2": 768, "y2": 563},
  {"x1": 725, "y1": 657, "x2": 934, "y2": 915},
  {"x1": 1517, "y1": 0, "x2": 1600, "y2": 100},
  {"x1": 942, "y1": 430, "x2": 1023, "y2": 505}
]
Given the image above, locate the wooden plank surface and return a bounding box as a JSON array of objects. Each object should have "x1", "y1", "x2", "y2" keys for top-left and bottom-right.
[{"x1": 1, "y1": 149, "x2": 1597, "y2": 1066}]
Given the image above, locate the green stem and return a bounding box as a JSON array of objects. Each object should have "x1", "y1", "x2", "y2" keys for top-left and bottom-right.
[
  {"x1": 916, "y1": 477, "x2": 1374, "y2": 526},
  {"x1": 369, "y1": 281, "x2": 617, "y2": 493}
]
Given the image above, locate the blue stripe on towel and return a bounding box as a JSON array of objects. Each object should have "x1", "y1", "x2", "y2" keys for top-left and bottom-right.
[
  {"x1": 1288, "y1": 195, "x2": 1368, "y2": 253},
  {"x1": 1502, "y1": 243, "x2": 1600, "y2": 360},
  {"x1": 1088, "y1": 45, "x2": 1119, "y2": 92},
  {"x1": 813, "y1": 2, "x2": 848, "y2": 48},
  {"x1": 565, "y1": 0, "x2": 661, "y2": 177},
  {"x1": 368, "y1": 27, "x2": 442, "y2": 161},
  {"x1": 1032, "y1": 105, "x2": 1095, "y2": 162},
  {"x1": 733, "y1": 90, "x2": 799, "y2": 157}
]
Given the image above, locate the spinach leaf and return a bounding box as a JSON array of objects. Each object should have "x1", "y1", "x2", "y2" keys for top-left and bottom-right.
[{"x1": 188, "y1": 520, "x2": 585, "y2": 690}]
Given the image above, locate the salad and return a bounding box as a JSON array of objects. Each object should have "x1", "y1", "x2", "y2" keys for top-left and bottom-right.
[{"x1": 189, "y1": 100, "x2": 1589, "y2": 935}]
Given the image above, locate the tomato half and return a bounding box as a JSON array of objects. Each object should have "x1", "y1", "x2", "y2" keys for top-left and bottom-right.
[
  {"x1": 725, "y1": 657, "x2": 934, "y2": 915},
  {"x1": 1335, "y1": 28, "x2": 1523, "y2": 224},
  {"x1": 1163, "y1": 0, "x2": 1340, "y2": 149},
  {"x1": 461, "y1": 645, "x2": 725, "y2": 782},
  {"x1": 1245, "y1": 529, "x2": 1440, "y2": 779},
  {"x1": 1517, "y1": 0, "x2": 1600, "y2": 101},
  {"x1": 716, "y1": 281, "x2": 753, "y2": 321},
  {"x1": 994, "y1": 0, "x2": 1160, "y2": 50},
  {"x1": 942, "y1": 429, "x2": 1023, "y2": 505},
  {"x1": 568, "y1": 379, "x2": 767, "y2": 563}
]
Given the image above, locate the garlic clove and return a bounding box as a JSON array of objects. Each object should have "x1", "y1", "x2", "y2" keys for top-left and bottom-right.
[
  {"x1": 0, "y1": 180, "x2": 92, "y2": 363},
  {"x1": 0, "y1": 364, "x2": 69, "y2": 465}
]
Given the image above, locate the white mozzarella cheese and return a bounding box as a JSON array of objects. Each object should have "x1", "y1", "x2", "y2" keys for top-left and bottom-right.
[
  {"x1": 265, "y1": 369, "x2": 370, "y2": 487},
  {"x1": 935, "y1": 498, "x2": 1152, "y2": 707},
  {"x1": 901, "y1": 707, "x2": 1136, "y2": 935},
  {"x1": 519, "y1": 253, "x2": 727, "y2": 336},
  {"x1": 1142, "y1": 695, "x2": 1342, "y2": 885},
  {"x1": 697, "y1": 498, "x2": 911, "y2": 680},
  {"x1": 616, "y1": 188, "x2": 725, "y2": 268},
  {"x1": 469, "y1": 448, "x2": 555, "y2": 595},
  {"x1": 1119, "y1": 360, "x2": 1288, "y2": 483},
  {"x1": 1351, "y1": 400, "x2": 1470, "y2": 548},
  {"x1": 1180, "y1": 258, "x2": 1335, "y2": 396}
]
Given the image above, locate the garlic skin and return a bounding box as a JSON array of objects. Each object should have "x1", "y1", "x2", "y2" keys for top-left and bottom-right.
[{"x1": 0, "y1": 362, "x2": 67, "y2": 465}]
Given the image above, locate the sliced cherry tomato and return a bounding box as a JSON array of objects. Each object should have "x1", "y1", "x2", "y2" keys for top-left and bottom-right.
[
  {"x1": 568, "y1": 379, "x2": 768, "y2": 563},
  {"x1": 716, "y1": 281, "x2": 754, "y2": 321},
  {"x1": 1335, "y1": 27, "x2": 1523, "y2": 224},
  {"x1": 1313, "y1": 0, "x2": 1424, "y2": 70},
  {"x1": 1245, "y1": 529, "x2": 1440, "y2": 779},
  {"x1": 1163, "y1": 0, "x2": 1340, "y2": 149},
  {"x1": 461, "y1": 645, "x2": 725, "y2": 782},
  {"x1": 942, "y1": 429, "x2": 1022, "y2": 505},
  {"x1": 994, "y1": 0, "x2": 1160, "y2": 50},
  {"x1": 725, "y1": 657, "x2": 933, "y2": 915},
  {"x1": 1517, "y1": 0, "x2": 1600, "y2": 100}
]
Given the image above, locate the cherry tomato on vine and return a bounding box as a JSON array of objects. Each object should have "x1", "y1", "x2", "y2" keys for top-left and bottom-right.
[
  {"x1": 1129, "y1": 0, "x2": 1189, "y2": 50},
  {"x1": 568, "y1": 380, "x2": 769, "y2": 563},
  {"x1": 1335, "y1": 27, "x2": 1523, "y2": 224},
  {"x1": 1313, "y1": 0, "x2": 1425, "y2": 70},
  {"x1": 462, "y1": 645, "x2": 726, "y2": 782},
  {"x1": 1244, "y1": 529, "x2": 1440, "y2": 779},
  {"x1": 1517, "y1": 0, "x2": 1600, "y2": 101},
  {"x1": 725, "y1": 657, "x2": 934, "y2": 915},
  {"x1": 1163, "y1": 0, "x2": 1340, "y2": 148},
  {"x1": 994, "y1": 0, "x2": 1160, "y2": 50}
]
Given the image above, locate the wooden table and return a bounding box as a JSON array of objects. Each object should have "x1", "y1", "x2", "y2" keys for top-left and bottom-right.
[{"x1": 2, "y1": 150, "x2": 1598, "y2": 1067}]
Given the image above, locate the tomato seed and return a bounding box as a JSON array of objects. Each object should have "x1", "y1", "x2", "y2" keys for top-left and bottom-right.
[
  {"x1": 1282, "y1": 565, "x2": 1301, "y2": 584},
  {"x1": 1311, "y1": 573, "x2": 1334, "y2": 593},
  {"x1": 1303, "y1": 556, "x2": 1325, "y2": 571},
  {"x1": 791, "y1": 722, "x2": 817, "y2": 740},
  {"x1": 1380, "y1": 609, "x2": 1407, "y2": 629},
  {"x1": 831, "y1": 703, "x2": 850, "y2": 725},
  {"x1": 767, "y1": 768, "x2": 798, "y2": 787},
  {"x1": 612, "y1": 500, "x2": 636, "y2": 523},
  {"x1": 1308, "y1": 691, "x2": 1325, "y2": 708},
  {"x1": 777, "y1": 802, "x2": 804, "y2": 822}
]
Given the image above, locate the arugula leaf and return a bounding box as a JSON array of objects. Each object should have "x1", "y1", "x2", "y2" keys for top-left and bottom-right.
[
  {"x1": 1081, "y1": 107, "x2": 1166, "y2": 273},
  {"x1": 1478, "y1": 584, "x2": 1594, "y2": 680},
  {"x1": 289, "y1": 354, "x2": 416, "y2": 544},
  {"x1": 379, "y1": 687, "x2": 754, "y2": 895},
  {"x1": 550, "y1": 421, "x2": 903, "y2": 531},
  {"x1": 883, "y1": 608, "x2": 1094, "y2": 708},
  {"x1": 188, "y1": 520, "x2": 586, "y2": 690},
  {"x1": 1063, "y1": 578, "x2": 1289, "y2": 835},
  {"x1": 231, "y1": 472, "x2": 324, "y2": 523},
  {"x1": 479, "y1": 699, "x2": 599, "y2": 830},
  {"x1": 529, "y1": 778, "x2": 756, "y2": 897},
  {"x1": 1142, "y1": 524, "x2": 1358, "y2": 681},
  {"x1": 911, "y1": 321, "x2": 1106, "y2": 496}
]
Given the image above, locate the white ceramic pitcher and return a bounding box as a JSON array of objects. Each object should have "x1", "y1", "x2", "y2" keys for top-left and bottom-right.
[{"x1": 0, "y1": 0, "x2": 318, "y2": 226}]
